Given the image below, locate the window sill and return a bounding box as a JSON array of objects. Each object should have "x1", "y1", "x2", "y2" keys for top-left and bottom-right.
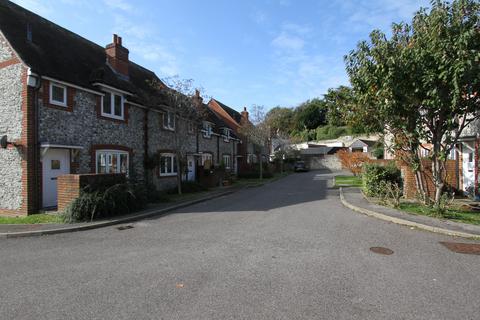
[
  {"x1": 49, "y1": 100, "x2": 67, "y2": 108},
  {"x1": 159, "y1": 173, "x2": 178, "y2": 178}
]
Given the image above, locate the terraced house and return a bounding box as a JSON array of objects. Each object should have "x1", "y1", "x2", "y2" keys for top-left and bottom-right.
[{"x1": 0, "y1": 0, "x2": 239, "y2": 215}]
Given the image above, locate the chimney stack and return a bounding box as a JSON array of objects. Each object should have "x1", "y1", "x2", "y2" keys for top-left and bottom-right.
[
  {"x1": 106, "y1": 34, "x2": 129, "y2": 78},
  {"x1": 241, "y1": 107, "x2": 249, "y2": 123},
  {"x1": 193, "y1": 89, "x2": 203, "y2": 107}
]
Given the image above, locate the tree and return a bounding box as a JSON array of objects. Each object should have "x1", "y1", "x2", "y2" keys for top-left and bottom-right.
[
  {"x1": 264, "y1": 106, "x2": 295, "y2": 136},
  {"x1": 240, "y1": 105, "x2": 270, "y2": 180},
  {"x1": 345, "y1": 0, "x2": 480, "y2": 207},
  {"x1": 154, "y1": 76, "x2": 207, "y2": 195},
  {"x1": 294, "y1": 98, "x2": 328, "y2": 130},
  {"x1": 323, "y1": 86, "x2": 352, "y2": 127}
]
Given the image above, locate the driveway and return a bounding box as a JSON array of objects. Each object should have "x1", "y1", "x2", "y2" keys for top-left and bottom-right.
[{"x1": 1, "y1": 170, "x2": 479, "y2": 319}]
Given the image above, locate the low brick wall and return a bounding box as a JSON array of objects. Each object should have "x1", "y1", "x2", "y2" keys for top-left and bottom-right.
[
  {"x1": 57, "y1": 173, "x2": 126, "y2": 212},
  {"x1": 401, "y1": 159, "x2": 459, "y2": 199},
  {"x1": 198, "y1": 167, "x2": 225, "y2": 188},
  {"x1": 368, "y1": 159, "x2": 460, "y2": 199}
]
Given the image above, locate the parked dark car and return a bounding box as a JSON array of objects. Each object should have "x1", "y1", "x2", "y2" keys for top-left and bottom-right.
[{"x1": 294, "y1": 161, "x2": 309, "y2": 172}]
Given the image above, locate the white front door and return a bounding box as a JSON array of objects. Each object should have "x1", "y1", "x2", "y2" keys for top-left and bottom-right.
[
  {"x1": 42, "y1": 149, "x2": 70, "y2": 208},
  {"x1": 186, "y1": 156, "x2": 196, "y2": 181},
  {"x1": 462, "y1": 143, "x2": 475, "y2": 192}
]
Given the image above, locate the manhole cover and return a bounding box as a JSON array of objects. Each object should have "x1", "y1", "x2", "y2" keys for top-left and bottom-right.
[
  {"x1": 117, "y1": 225, "x2": 134, "y2": 231},
  {"x1": 440, "y1": 242, "x2": 480, "y2": 255},
  {"x1": 370, "y1": 247, "x2": 394, "y2": 255}
]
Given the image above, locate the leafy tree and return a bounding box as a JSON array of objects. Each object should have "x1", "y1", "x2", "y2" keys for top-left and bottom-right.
[
  {"x1": 265, "y1": 106, "x2": 295, "y2": 136},
  {"x1": 240, "y1": 105, "x2": 270, "y2": 180},
  {"x1": 294, "y1": 98, "x2": 328, "y2": 130},
  {"x1": 345, "y1": 0, "x2": 480, "y2": 207},
  {"x1": 323, "y1": 86, "x2": 352, "y2": 126}
]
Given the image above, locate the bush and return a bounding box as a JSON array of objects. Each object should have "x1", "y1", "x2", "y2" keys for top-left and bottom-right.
[
  {"x1": 63, "y1": 183, "x2": 149, "y2": 223},
  {"x1": 337, "y1": 149, "x2": 372, "y2": 176},
  {"x1": 362, "y1": 163, "x2": 402, "y2": 197}
]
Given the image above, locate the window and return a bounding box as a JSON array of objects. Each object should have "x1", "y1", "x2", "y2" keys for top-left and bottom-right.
[
  {"x1": 49, "y1": 82, "x2": 67, "y2": 107},
  {"x1": 96, "y1": 150, "x2": 129, "y2": 175},
  {"x1": 201, "y1": 153, "x2": 213, "y2": 169},
  {"x1": 223, "y1": 128, "x2": 231, "y2": 142},
  {"x1": 203, "y1": 122, "x2": 213, "y2": 138},
  {"x1": 163, "y1": 112, "x2": 175, "y2": 130},
  {"x1": 420, "y1": 148, "x2": 430, "y2": 158},
  {"x1": 448, "y1": 148, "x2": 457, "y2": 160},
  {"x1": 160, "y1": 153, "x2": 177, "y2": 176},
  {"x1": 102, "y1": 91, "x2": 124, "y2": 120},
  {"x1": 222, "y1": 154, "x2": 231, "y2": 169}
]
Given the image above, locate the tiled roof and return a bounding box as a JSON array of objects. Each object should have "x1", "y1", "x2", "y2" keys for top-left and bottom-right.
[
  {"x1": 211, "y1": 99, "x2": 242, "y2": 124},
  {"x1": 0, "y1": 0, "x2": 165, "y2": 106}
]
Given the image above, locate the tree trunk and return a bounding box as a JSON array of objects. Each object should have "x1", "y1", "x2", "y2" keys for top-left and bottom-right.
[
  {"x1": 176, "y1": 152, "x2": 182, "y2": 195},
  {"x1": 259, "y1": 154, "x2": 263, "y2": 180},
  {"x1": 432, "y1": 157, "x2": 445, "y2": 207}
]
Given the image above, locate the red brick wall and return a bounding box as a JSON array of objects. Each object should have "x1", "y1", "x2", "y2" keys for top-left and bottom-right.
[
  {"x1": 57, "y1": 173, "x2": 126, "y2": 212},
  {"x1": 401, "y1": 160, "x2": 459, "y2": 199}
]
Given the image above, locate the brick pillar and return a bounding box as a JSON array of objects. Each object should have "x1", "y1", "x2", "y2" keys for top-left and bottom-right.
[{"x1": 57, "y1": 175, "x2": 81, "y2": 212}]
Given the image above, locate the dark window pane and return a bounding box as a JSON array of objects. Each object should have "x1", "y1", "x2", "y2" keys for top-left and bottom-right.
[
  {"x1": 51, "y1": 85, "x2": 65, "y2": 103},
  {"x1": 103, "y1": 94, "x2": 111, "y2": 114},
  {"x1": 114, "y1": 94, "x2": 122, "y2": 116},
  {"x1": 163, "y1": 114, "x2": 168, "y2": 128},
  {"x1": 51, "y1": 160, "x2": 61, "y2": 170}
]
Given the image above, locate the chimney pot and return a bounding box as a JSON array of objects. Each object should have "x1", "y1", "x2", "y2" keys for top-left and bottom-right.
[{"x1": 106, "y1": 34, "x2": 129, "y2": 78}]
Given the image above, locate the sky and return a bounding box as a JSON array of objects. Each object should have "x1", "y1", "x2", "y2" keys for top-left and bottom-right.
[{"x1": 12, "y1": 0, "x2": 430, "y2": 113}]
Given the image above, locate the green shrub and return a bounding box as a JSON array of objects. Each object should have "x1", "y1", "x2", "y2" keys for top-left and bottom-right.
[
  {"x1": 362, "y1": 163, "x2": 402, "y2": 197},
  {"x1": 144, "y1": 183, "x2": 169, "y2": 203},
  {"x1": 63, "y1": 183, "x2": 149, "y2": 223}
]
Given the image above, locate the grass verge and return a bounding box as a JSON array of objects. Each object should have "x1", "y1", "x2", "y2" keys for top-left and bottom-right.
[
  {"x1": 0, "y1": 214, "x2": 63, "y2": 224},
  {"x1": 398, "y1": 203, "x2": 480, "y2": 226},
  {"x1": 334, "y1": 175, "x2": 362, "y2": 187}
]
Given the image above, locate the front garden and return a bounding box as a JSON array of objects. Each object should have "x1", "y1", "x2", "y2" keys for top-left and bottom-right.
[{"x1": 338, "y1": 162, "x2": 480, "y2": 226}]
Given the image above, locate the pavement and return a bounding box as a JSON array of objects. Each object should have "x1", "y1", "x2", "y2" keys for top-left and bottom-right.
[
  {"x1": 0, "y1": 187, "x2": 239, "y2": 237},
  {"x1": 341, "y1": 187, "x2": 480, "y2": 238},
  {"x1": 1, "y1": 170, "x2": 479, "y2": 319}
]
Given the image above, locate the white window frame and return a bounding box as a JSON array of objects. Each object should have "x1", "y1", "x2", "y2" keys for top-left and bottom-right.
[
  {"x1": 448, "y1": 148, "x2": 457, "y2": 160},
  {"x1": 49, "y1": 82, "x2": 67, "y2": 107},
  {"x1": 203, "y1": 122, "x2": 213, "y2": 138},
  {"x1": 95, "y1": 150, "x2": 129, "y2": 176},
  {"x1": 222, "y1": 154, "x2": 231, "y2": 169},
  {"x1": 223, "y1": 128, "x2": 231, "y2": 142},
  {"x1": 163, "y1": 112, "x2": 176, "y2": 131},
  {"x1": 201, "y1": 153, "x2": 213, "y2": 167},
  {"x1": 159, "y1": 153, "x2": 177, "y2": 177},
  {"x1": 101, "y1": 91, "x2": 125, "y2": 120}
]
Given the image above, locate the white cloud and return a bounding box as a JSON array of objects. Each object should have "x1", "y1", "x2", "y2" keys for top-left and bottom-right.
[{"x1": 272, "y1": 33, "x2": 304, "y2": 51}]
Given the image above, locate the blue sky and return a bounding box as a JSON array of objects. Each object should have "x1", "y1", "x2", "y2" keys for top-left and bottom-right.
[{"x1": 13, "y1": 0, "x2": 430, "y2": 112}]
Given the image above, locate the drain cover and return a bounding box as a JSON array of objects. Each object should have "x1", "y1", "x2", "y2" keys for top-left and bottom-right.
[
  {"x1": 370, "y1": 247, "x2": 394, "y2": 255},
  {"x1": 117, "y1": 225, "x2": 134, "y2": 231},
  {"x1": 440, "y1": 242, "x2": 480, "y2": 255}
]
